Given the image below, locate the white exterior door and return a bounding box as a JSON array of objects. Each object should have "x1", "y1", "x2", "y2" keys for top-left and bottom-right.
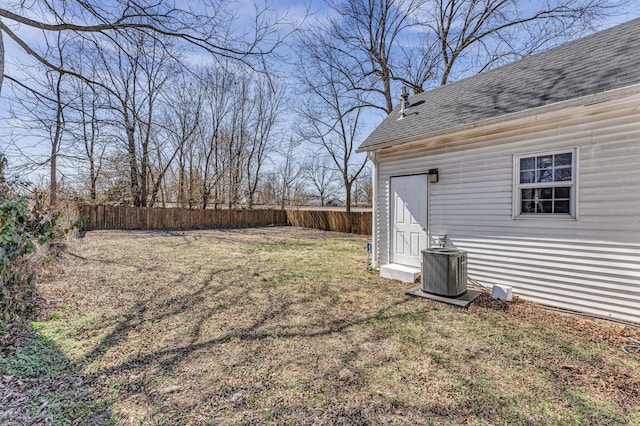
[{"x1": 390, "y1": 174, "x2": 428, "y2": 267}]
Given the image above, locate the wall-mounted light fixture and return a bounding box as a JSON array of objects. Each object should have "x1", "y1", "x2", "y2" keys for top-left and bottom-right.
[{"x1": 428, "y1": 168, "x2": 439, "y2": 183}]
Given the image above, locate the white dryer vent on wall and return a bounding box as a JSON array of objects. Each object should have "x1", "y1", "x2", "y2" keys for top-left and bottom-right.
[{"x1": 492, "y1": 284, "x2": 513, "y2": 301}]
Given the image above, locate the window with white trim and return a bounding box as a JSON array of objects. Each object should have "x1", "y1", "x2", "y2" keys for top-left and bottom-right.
[{"x1": 515, "y1": 149, "x2": 576, "y2": 218}]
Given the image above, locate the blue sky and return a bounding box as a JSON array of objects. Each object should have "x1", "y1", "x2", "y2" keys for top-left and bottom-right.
[{"x1": 2, "y1": 0, "x2": 640, "y2": 185}]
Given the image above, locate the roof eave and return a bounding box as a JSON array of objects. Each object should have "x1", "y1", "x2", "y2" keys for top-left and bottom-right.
[{"x1": 357, "y1": 83, "x2": 640, "y2": 153}]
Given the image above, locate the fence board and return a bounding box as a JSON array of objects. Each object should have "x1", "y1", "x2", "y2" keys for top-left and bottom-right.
[{"x1": 75, "y1": 205, "x2": 372, "y2": 235}]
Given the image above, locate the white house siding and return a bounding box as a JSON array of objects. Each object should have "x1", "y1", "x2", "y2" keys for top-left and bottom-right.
[{"x1": 375, "y1": 92, "x2": 640, "y2": 324}]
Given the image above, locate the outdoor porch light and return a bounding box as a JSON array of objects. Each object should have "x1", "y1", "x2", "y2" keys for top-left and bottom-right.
[{"x1": 428, "y1": 168, "x2": 439, "y2": 183}]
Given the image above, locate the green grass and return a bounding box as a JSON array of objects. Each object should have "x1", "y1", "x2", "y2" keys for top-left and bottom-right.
[
  {"x1": 17, "y1": 227, "x2": 640, "y2": 425},
  {"x1": 0, "y1": 330, "x2": 67, "y2": 378},
  {"x1": 0, "y1": 326, "x2": 115, "y2": 425}
]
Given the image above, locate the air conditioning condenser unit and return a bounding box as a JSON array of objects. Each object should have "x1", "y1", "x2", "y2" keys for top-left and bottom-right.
[{"x1": 421, "y1": 248, "x2": 468, "y2": 297}]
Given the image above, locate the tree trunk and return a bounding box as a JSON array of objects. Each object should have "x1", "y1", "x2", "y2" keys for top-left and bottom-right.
[
  {"x1": 90, "y1": 170, "x2": 97, "y2": 201},
  {"x1": 88, "y1": 127, "x2": 97, "y2": 202},
  {"x1": 0, "y1": 28, "x2": 4, "y2": 95},
  {"x1": 49, "y1": 74, "x2": 64, "y2": 208},
  {"x1": 0, "y1": 25, "x2": 4, "y2": 93},
  {"x1": 177, "y1": 148, "x2": 185, "y2": 207},
  {"x1": 140, "y1": 142, "x2": 149, "y2": 207},
  {"x1": 344, "y1": 180, "x2": 352, "y2": 213},
  {"x1": 382, "y1": 66, "x2": 393, "y2": 113},
  {"x1": 124, "y1": 113, "x2": 140, "y2": 206},
  {"x1": 49, "y1": 142, "x2": 57, "y2": 207}
]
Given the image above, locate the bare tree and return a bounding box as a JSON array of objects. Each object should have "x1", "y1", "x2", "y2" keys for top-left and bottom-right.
[
  {"x1": 4, "y1": 31, "x2": 73, "y2": 206},
  {"x1": 91, "y1": 30, "x2": 175, "y2": 207},
  {"x1": 426, "y1": 0, "x2": 619, "y2": 85},
  {"x1": 296, "y1": 30, "x2": 368, "y2": 212},
  {"x1": 68, "y1": 80, "x2": 108, "y2": 203},
  {"x1": 277, "y1": 138, "x2": 304, "y2": 210},
  {"x1": 166, "y1": 79, "x2": 206, "y2": 208},
  {"x1": 0, "y1": 21, "x2": 3, "y2": 93},
  {"x1": 1, "y1": 1, "x2": 303, "y2": 206},
  {"x1": 199, "y1": 68, "x2": 236, "y2": 209},
  {"x1": 307, "y1": 0, "x2": 620, "y2": 117},
  {"x1": 47, "y1": 69, "x2": 64, "y2": 206},
  {"x1": 303, "y1": 155, "x2": 340, "y2": 206},
  {"x1": 326, "y1": 0, "x2": 427, "y2": 113},
  {"x1": 0, "y1": 1, "x2": 294, "y2": 93},
  {"x1": 156, "y1": 67, "x2": 285, "y2": 210},
  {"x1": 150, "y1": 77, "x2": 203, "y2": 207},
  {"x1": 224, "y1": 76, "x2": 250, "y2": 209},
  {"x1": 246, "y1": 79, "x2": 284, "y2": 209},
  {"x1": 353, "y1": 167, "x2": 373, "y2": 207},
  {"x1": 137, "y1": 36, "x2": 174, "y2": 207},
  {"x1": 60, "y1": 37, "x2": 113, "y2": 203},
  {"x1": 255, "y1": 173, "x2": 279, "y2": 207}
]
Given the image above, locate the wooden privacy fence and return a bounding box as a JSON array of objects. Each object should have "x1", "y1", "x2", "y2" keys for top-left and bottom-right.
[
  {"x1": 78, "y1": 205, "x2": 288, "y2": 231},
  {"x1": 285, "y1": 209, "x2": 372, "y2": 235},
  {"x1": 75, "y1": 205, "x2": 372, "y2": 235}
]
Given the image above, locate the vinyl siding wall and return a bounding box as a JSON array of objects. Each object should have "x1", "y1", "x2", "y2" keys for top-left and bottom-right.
[{"x1": 374, "y1": 92, "x2": 640, "y2": 324}]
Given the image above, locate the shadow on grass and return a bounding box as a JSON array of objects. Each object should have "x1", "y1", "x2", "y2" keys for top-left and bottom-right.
[
  {"x1": 76, "y1": 282, "x2": 430, "y2": 423},
  {"x1": 78, "y1": 254, "x2": 419, "y2": 378},
  {"x1": 0, "y1": 330, "x2": 115, "y2": 425},
  {"x1": 49, "y1": 231, "x2": 640, "y2": 425}
]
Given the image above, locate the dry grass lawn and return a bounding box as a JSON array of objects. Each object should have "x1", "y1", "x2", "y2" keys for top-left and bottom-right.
[{"x1": 21, "y1": 227, "x2": 640, "y2": 424}]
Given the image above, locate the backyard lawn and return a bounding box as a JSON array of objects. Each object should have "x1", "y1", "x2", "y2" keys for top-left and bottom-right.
[{"x1": 2, "y1": 226, "x2": 639, "y2": 425}]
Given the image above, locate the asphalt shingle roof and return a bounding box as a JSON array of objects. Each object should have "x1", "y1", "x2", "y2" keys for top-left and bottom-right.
[{"x1": 358, "y1": 18, "x2": 640, "y2": 152}]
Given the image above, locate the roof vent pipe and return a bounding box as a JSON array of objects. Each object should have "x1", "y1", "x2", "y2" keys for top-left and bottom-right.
[{"x1": 399, "y1": 86, "x2": 410, "y2": 119}]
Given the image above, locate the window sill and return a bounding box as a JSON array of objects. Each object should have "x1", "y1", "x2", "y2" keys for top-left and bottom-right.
[{"x1": 514, "y1": 214, "x2": 576, "y2": 221}]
